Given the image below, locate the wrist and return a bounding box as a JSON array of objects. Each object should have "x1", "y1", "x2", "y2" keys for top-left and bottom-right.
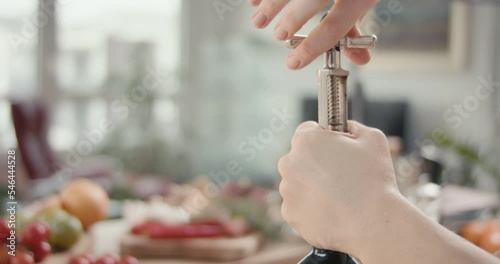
[
  {"x1": 352, "y1": 192, "x2": 500, "y2": 264},
  {"x1": 347, "y1": 190, "x2": 410, "y2": 261}
]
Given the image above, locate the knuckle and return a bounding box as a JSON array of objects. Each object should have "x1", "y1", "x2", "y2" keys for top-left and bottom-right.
[
  {"x1": 292, "y1": 123, "x2": 324, "y2": 150},
  {"x1": 260, "y1": 0, "x2": 281, "y2": 13},
  {"x1": 371, "y1": 128, "x2": 385, "y2": 138},
  {"x1": 297, "y1": 40, "x2": 317, "y2": 61},
  {"x1": 300, "y1": 40, "x2": 315, "y2": 58},
  {"x1": 291, "y1": 131, "x2": 308, "y2": 149},
  {"x1": 317, "y1": 0, "x2": 330, "y2": 7},
  {"x1": 280, "y1": 12, "x2": 301, "y2": 31},
  {"x1": 250, "y1": 0, "x2": 261, "y2": 6},
  {"x1": 278, "y1": 180, "x2": 287, "y2": 196},
  {"x1": 277, "y1": 155, "x2": 291, "y2": 176},
  {"x1": 292, "y1": 121, "x2": 319, "y2": 145},
  {"x1": 280, "y1": 202, "x2": 290, "y2": 222},
  {"x1": 369, "y1": 128, "x2": 388, "y2": 143},
  {"x1": 324, "y1": 20, "x2": 342, "y2": 39},
  {"x1": 267, "y1": 0, "x2": 278, "y2": 9}
]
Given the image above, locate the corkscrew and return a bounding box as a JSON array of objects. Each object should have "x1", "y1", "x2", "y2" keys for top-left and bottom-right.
[{"x1": 285, "y1": 32, "x2": 377, "y2": 264}]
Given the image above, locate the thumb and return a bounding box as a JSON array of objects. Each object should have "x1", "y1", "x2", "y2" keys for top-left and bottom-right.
[{"x1": 294, "y1": 121, "x2": 321, "y2": 134}]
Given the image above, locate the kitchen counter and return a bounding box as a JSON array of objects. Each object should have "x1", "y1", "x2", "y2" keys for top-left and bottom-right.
[{"x1": 43, "y1": 220, "x2": 311, "y2": 264}]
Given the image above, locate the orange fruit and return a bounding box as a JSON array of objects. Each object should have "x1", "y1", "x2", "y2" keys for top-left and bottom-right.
[
  {"x1": 60, "y1": 179, "x2": 109, "y2": 229},
  {"x1": 479, "y1": 228, "x2": 500, "y2": 253},
  {"x1": 471, "y1": 219, "x2": 500, "y2": 253},
  {"x1": 461, "y1": 220, "x2": 490, "y2": 245}
]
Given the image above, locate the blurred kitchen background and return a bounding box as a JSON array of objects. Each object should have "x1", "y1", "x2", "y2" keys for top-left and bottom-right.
[{"x1": 1, "y1": 0, "x2": 500, "y2": 262}]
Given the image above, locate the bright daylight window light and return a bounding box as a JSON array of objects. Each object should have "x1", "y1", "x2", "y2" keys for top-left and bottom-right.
[{"x1": 50, "y1": 0, "x2": 182, "y2": 150}]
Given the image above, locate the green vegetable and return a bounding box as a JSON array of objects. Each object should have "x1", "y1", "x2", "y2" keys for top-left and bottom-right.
[{"x1": 38, "y1": 208, "x2": 83, "y2": 250}]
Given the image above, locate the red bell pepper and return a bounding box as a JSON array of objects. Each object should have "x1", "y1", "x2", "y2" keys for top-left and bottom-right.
[{"x1": 131, "y1": 221, "x2": 227, "y2": 239}]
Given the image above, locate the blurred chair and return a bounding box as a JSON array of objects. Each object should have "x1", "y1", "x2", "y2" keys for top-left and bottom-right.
[
  {"x1": 10, "y1": 99, "x2": 59, "y2": 180},
  {"x1": 10, "y1": 99, "x2": 117, "y2": 198}
]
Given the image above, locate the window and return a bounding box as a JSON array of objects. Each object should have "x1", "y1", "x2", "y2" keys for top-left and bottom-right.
[
  {"x1": 0, "y1": 1, "x2": 38, "y2": 150},
  {"x1": 2, "y1": 0, "x2": 182, "y2": 172},
  {"x1": 53, "y1": 0, "x2": 182, "y2": 150}
]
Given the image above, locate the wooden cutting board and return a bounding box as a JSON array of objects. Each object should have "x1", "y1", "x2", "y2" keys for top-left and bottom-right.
[
  {"x1": 43, "y1": 220, "x2": 311, "y2": 264},
  {"x1": 120, "y1": 232, "x2": 264, "y2": 261}
]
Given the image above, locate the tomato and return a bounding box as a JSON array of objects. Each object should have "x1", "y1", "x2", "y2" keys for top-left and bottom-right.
[
  {"x1": 31, "y1": 241, "x2": 51, "y2": 262},
  {"x1": 0, "y1": 219, "x2": 10, "y2": 242},
  {"x1": 9, "y1": 252, "x2": 34, "y2": 264},
  {"x1": 68, "y1": 256, "x2": 92, "y2": 264},
  {"x1": 0, "y1": 245, "x2": 9, "y2": 264},
  {"x1": 94, "y1": 256, "x2": 116, "y2": 264},
  {"x1": 79, "y1": 253, "x2": 96, "y2": 263},
  {"x1": 100, "y1": 253, "x2": 120, "y2": 264},
  {"x1": 119, "y1": 256, "x2": 139, "y2": 264},
  {"x1": 31, "y1": 222, "x2": 51, "y2": 241},
  {"x1": 21, "y1": 222, "x2": 51, "y2": 250},
  {"x1": 68, "y1": 253, "x2": 97, "y2": 264}
]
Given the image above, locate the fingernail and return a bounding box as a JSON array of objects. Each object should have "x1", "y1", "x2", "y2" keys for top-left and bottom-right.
[
  {"x1": 252, "y1": 12, "x2": 267, "y2": 28},
  {"x1": 286, "y1": 55, "x2": 301, "y2": 69},
  {"x1": 274, "y1": 27, "x2": 288, "y2": 40}
]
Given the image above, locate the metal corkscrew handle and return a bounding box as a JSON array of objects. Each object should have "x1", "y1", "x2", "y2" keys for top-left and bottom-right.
[
  {"x1": 318, "y1": 52, "x2": 349, "y2": 132},
  {"x1": 286, "y1": 34, "x2": 377, "y2": 264},
  {"x1": 287, "y1": 35, "x2": 376, "y2": 132}
]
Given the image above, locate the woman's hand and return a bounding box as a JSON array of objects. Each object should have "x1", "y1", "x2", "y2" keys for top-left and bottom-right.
[
  {"x1": 278, "y1": 121, "x2": 500, "y2": 264},
  {"x1": 249, "y1": 0, "x2": 379, "y2": 70},
  {"x1": 278, "y1": 121, "x2": 400, "y2": 255}
]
